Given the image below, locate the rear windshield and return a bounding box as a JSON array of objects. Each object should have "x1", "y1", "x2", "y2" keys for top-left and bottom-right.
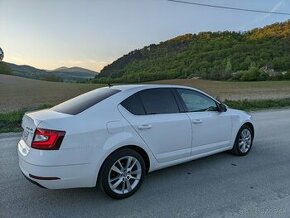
[{"x1": 52, "y1": 87, "x2": 120, "y2": 115}]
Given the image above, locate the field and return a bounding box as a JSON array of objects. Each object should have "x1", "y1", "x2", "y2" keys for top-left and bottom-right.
[
  {"x1": 0, "y1": 74, "x2": 101, "y2": 112},
  {"x1": 153, "y1": 79, "x2": 290, "y2": 101},
  {"x1": 1, "y1": 74, "x2": 290, "y2": 112}
]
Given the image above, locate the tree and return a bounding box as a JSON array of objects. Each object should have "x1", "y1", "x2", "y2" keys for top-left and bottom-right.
[
  {"x1": 0, "y1": 62, "x2": 11, "y2": 75},
  {"x1": 223, "y1": 58, "x2": 232, "y2": 79},
  {"x1": 241, "y1": 67, "x2": 261, "y2": 81}
]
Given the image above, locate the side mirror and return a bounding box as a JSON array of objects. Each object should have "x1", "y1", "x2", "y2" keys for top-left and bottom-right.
[{"x1": 217, "y1": 103, "x2": 227, "y2": 112}]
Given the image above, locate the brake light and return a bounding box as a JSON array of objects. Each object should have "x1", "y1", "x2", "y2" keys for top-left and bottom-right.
[{"x1": 32, "y1": 128, "x2": 65, "y2": 150}]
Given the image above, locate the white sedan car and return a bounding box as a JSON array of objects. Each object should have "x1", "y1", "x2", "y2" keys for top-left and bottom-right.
[{"x1": 18, "y1": 84, "x2": 254, "y2": 199}]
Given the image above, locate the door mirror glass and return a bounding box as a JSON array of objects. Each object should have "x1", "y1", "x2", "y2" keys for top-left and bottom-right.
[{"x1": 217, "y1": 103, "x2": 227, "y2": 112}]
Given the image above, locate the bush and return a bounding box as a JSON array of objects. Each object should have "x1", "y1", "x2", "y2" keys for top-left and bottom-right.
[
  {"x1": 240, "y1": 67, "x2": 261, "y2": 81},
  {"x1": 283, "y1": 71, "x2": 290, "y2": 80}
]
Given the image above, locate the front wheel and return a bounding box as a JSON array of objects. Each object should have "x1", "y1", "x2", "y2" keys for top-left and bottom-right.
[
  {"x1": 231, "y1": 125, "x2": 253, "y2": 156},
  {"x1": 98, "y1": 149, "x2": 145, "y2": 199}
]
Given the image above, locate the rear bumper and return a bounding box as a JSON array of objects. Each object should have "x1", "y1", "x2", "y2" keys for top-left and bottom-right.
[
  {"x1": 18, "y1": 140, "x2": 97, "y2": 189},
  {"x1": 21, "y1": 172, "x2": 47, "y2": 189}
]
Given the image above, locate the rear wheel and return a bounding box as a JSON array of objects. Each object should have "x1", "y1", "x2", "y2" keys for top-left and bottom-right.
[
  {"x1": 98, "y1": 149, "x2": 145, "y2": 199},
  {"x1": 231, "y1": 125, "x2": 253, "y2": 156}
]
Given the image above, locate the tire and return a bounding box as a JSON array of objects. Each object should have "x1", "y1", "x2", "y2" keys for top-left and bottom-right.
[
  {"x1": 98, "y1": 148, "x2": 146, "y2": 199},
  {"x1": 231, "y1": 124, "x2": 253, "y2": 156}
]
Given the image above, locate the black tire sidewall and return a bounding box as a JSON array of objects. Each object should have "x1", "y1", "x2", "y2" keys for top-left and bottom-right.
[
  {"x1": 233, "y1": 125, "x2": 253, "y2": 156},
  {"x1": 99, "y1": 148, "x2": 146, "y2": 199}
]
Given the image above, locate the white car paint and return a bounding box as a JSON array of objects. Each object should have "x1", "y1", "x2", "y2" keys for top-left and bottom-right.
[{"x1": 18, "y1": 84, "x2": 254, "y2": 189}]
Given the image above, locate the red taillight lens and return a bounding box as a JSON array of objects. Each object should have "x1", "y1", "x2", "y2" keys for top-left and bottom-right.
[{"x1": 31, "y1": 128, "x2": 65, "y2": 150}]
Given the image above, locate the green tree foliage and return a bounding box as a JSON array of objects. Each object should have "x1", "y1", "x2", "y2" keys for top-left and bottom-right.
[
  {"x1": 241, "y1": 67, "x2": 261, "y2": 81},
  {"x1": 94, "y1": 20, "x2": 290, "y2": 83},
  {"x1": 284, "y1": 71, "x2": 290, "y2": 80},
  {"x1": 0, "y1": 62, "x2": 12, "y2": 75}
]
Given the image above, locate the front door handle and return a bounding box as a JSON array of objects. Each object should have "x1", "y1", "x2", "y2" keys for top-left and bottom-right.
[
  {"x1": 137, "y1": 124, "x2": 152, "y2": 130},
  {"x1": 192, "y1": 119, "x2": 203, "y2": 124}
]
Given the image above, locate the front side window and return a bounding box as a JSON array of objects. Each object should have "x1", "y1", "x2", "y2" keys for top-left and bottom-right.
[{"x1": 176, "y1": 89, "x2": 217, "y2": 112}]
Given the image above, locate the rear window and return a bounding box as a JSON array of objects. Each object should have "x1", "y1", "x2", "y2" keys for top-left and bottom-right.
[{"x1": 52, "y1": 87, "x2": 120, "y2": 115}]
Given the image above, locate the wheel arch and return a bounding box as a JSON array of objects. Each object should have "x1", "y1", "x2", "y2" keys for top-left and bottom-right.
[
  {"x1": 96, "y1": 144, "x2": 151, "y2": 185},
  {"x1": 242, "y1": 122, "x2": 255, "y2": 139}
]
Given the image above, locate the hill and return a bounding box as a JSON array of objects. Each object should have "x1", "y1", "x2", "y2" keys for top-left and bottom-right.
[
  {"x1": 53, "y1": 66, "x2": 98, "y2": 81},
  {"x1": 95, "y1": 20, "x2": 290, "y2": 83},
  {"x1": 0, "y1": 62, "x2": 98, "y2": 82},
  {"x1": 54, "y1": 66, "x2": 97, "y2": 74}
]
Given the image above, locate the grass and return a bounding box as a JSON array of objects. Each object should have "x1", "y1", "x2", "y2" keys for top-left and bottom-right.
[
  {"x1": 1, "y1": 74, "x2": 290, "y2": 133},
  {"x1": 0, "y1": 104, "x2": 53, "y2": 133},
  {"x1": 154, "y1": 79, "x2": 290, "y2": 101},
  {"x1": 1, "y1": 99, "x2": 290, "y2": 134},
  {"x1": 0, "y1": 74, "x2": 102, "y2": 113},
  {"x1": 224, "y1": 98, "x2": 290, "y2": 111},
  {"x1": 0, "y1": 111, "x2": 24, "y2": 133}
]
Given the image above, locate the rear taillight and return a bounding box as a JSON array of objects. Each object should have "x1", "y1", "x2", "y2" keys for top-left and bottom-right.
[{"x1": 31, "y1": 128, "x2": 65, "y2": 150}]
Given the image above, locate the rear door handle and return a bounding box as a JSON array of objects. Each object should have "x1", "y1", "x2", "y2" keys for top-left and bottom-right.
[
  {"x1": 137, "y1": 124, "x2": 152, "y2": 130},
  {"x1": 192, "y1": 119, "x2": 203, "y2": 124}
]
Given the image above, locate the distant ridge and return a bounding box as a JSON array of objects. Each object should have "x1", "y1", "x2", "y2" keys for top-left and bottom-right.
[
  {"x1": 54, "y1": 66, "x2": 98, "y2": 74},
  {"x1": 4, "y1": 63, "x2": 98, "y2": 82}
]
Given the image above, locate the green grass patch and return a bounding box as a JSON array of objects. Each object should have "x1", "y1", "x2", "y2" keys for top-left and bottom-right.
[
  {"x1": 224, "y1": 98, "x2": 290, "y2": 111},
  {"x1": 0, "y1": 104, "x2": 53, "y2": 134},
  {"x1": 0, "y1": 111, "x2": 24, "y2": 133}
]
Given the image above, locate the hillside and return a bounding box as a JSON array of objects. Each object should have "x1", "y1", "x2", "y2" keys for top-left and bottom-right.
[
  {"x1": 96, "y1": 20, "x2": 290, "y2": 83},
  {"x1": 0, "y1": 62, "x2": 98, "y2": 82}
]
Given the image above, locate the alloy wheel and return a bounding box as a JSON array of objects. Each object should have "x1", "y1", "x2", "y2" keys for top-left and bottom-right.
[
  {"x1": 108, "y1": 156, "x2": 142, "y2": 194},
  {"x1": 238, "y1": 128, "x2": 252, "y2": 153}
]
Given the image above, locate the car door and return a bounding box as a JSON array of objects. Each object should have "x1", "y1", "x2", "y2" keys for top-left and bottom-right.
[
  {"x1": 175, "y1": 88, "x2": 232, "y2": 156},
  {"x1": 119, "y1": 88, "x2": 192, "y2": 163}
]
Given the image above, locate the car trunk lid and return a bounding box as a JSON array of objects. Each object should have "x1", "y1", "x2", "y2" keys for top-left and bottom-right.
[{"x1": 21, "y1": 109, "x2": 72, "y2": 146}]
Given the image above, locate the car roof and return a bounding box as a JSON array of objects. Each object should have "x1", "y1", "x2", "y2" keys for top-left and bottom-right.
[{"x1": 112, "y1": 84, "x2": 193, "y2": 91}]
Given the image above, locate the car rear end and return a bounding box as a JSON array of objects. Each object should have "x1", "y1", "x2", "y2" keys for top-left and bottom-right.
[{"x1": 18, "y1": 109, "x2": 97, "y2": 189}]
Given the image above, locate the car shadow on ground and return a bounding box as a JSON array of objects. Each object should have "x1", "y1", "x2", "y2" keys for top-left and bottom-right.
[
  {"x1": 12, "y1": 142, "x2": 286, "y2": 217},
  {"x1": 22, "y1": 147, "x2": 257, "y2": 202}
]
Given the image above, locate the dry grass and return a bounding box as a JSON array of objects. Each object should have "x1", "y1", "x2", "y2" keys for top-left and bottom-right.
[
  {"x1": 0, "y1": 74, "x2": 102, "y2": 112},
  {"x1": 1, "y1": 74, "x2": 290, "y2": 112}
]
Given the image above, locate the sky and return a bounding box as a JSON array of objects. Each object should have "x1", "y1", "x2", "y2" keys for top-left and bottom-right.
[{"x1": 0, "y1": 0, "x2": 289, "y2": 72}]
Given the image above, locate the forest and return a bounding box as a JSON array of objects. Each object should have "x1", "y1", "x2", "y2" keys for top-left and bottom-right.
[{"x1": 94, "y1": 20, "x2": 290, "y2": 83}]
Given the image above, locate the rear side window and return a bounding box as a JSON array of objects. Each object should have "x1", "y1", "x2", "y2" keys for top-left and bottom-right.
[
  {"x1": 140, "y1": 88, "x2": 179, "y2": 114},
  {"x1": 121, "y1": 94, "x2": 146, "y2": 115},
  {"x1": 52, "y1": 87, "x2": 120, "y2": 115}
]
